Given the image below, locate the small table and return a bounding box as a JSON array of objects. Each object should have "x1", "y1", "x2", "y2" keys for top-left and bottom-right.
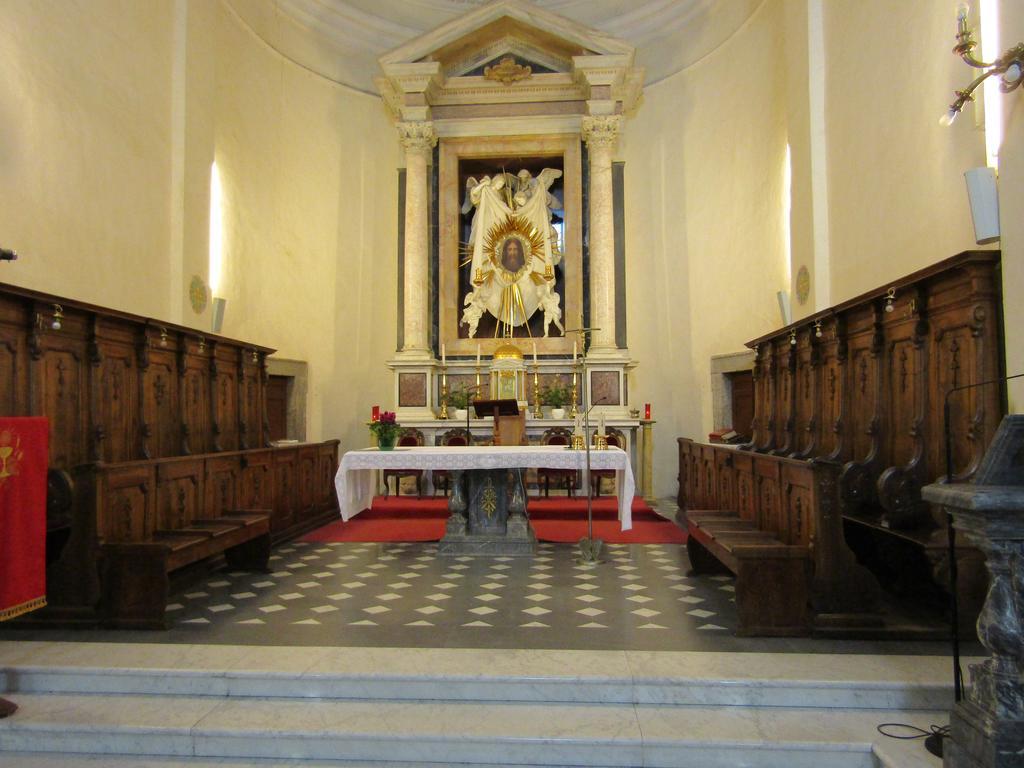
[{"x1": 334, "y1": 446, "x2": 636, "y2": 555}]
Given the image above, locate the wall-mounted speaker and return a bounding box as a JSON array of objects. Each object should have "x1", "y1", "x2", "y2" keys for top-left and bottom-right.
[
  {"x1": 212, "y1": 297, "x2": 226, "y2": 333},
  {"x1": 964, "y1": 166, "x2": 1000, "y2": 245}
]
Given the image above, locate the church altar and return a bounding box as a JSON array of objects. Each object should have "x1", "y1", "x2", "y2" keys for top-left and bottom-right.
[{"x1": 334, "y1": 445, "x2": 635, "y2": 529}]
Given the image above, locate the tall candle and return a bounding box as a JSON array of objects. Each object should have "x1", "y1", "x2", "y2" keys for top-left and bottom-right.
[
  {"x1": 476, "y1": 343, "x2": 481, "y2": 366},
  {"x1": 441, "y1": 343, "x2": 446, "y2": 366},
  {"x1": 372, "y1": 405, "x2": 380, "y2": 422},
  {"x1": 599, "y1": 413, "x2": 606, "y2": 436},
  {"x1": 532, "y1": 341, "x2": 537, "y2": 365},
  {"x1": 573, "y1": 341, "x2": 577, "y2": 361}
]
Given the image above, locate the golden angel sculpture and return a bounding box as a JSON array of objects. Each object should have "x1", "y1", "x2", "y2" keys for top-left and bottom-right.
[{"x1": 460, "y1": 168, "x2": 564, "y2": 337}]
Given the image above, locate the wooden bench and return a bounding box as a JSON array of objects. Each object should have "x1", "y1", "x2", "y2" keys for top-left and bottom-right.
[
  {"x1": 99, "y1": 511, "x2": 270, "y2": 629},
  {"x1": 679, "y1": 439, "x2": 880, "y2": 636},
  {"x1": 95, "y1": 457, "x2": 279, "y2": 628}
]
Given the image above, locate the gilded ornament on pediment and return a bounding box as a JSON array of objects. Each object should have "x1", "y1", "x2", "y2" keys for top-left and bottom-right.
[{"x1": 484, "y1": 56, "x2": 532, "y2": 85}]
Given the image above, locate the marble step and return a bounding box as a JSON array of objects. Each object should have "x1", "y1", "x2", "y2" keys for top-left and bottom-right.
[
  {"x1": 0, "y1": 642, "x2": 961, "y2": 710},
  {"x1": 0, "y1": 692, "x2": 947, "y2": 768}
]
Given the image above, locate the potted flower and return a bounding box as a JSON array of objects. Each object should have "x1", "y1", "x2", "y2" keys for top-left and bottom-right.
[
  {"x1": 448, "y1": 386, "x2": 474, "y2": 421},
  {"x1": 542, "y1": 378, "x2": 571, "y2": 419},
  {"x1": 369, "y1": 411, "x2": 401, "y2": 450}
]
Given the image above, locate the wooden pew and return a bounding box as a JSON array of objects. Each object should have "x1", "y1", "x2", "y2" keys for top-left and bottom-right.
[
  {"x1": 686, "y1": 251, "x2": 1002, "y2": 635},
  {"x1": 0, "y1": 281, "x2": 341, "y2": 626},
  {"x1": 681, "y1": 442, "x2": 879, "y2": 636}
]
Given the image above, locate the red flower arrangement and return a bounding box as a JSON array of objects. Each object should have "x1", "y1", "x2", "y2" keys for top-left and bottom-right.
[{"x1": 369, "y1": 411, "x2": 401, "y2": 446}]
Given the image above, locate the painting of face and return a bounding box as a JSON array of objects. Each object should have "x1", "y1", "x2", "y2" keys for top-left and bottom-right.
[{"x1": 501, "y1": 237, "x2": 525, "y2": 272}]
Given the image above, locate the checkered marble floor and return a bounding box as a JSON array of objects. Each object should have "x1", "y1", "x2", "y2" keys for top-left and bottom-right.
[{"x1": 158, "y1": 541, "x2": 739, "y2": 651}]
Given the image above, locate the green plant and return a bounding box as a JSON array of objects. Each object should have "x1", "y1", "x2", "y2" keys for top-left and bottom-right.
[
  {"x1": 368, "y1": 411, "x2": 401, "y2": 443},
  {"x1": 542, "y1": 378, "x2": 571, "y2": 408},
  {"x1": 449, "y1": 386, "x2": 475, "y2": 410}
]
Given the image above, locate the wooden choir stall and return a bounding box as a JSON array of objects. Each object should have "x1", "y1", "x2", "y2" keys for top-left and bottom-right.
[
  {"x1": 678, "y1": 251, "x2": 1004, "y2": 637},
  {"x1": 0, "y1": 282, "x2": 339, "y2": 629}
]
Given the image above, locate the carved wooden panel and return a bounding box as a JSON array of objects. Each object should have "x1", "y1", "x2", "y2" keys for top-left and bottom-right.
[
  {"x1": 754, "y1": 456, "x2": 782, "y2": 534},
  {"x1": 793, "y1": 330, "x2": 819, "y2": 458},
  {"x1": 31, "y1": 306, "x2": 90, "y2": 470},
  {"x1": 318, "y1": 443, "x2": 337, "y2": 507},
  {"x1": 0, "y1": 295, "x2": 30, "y2": 416},
  {"x1": 180, "y1": 338, "x2": 211, "y2": 455},
  {"x1": 884, "y1": 333, "x2": 921, "y2": 472},
  {"x1": 817, "y1": 318, "x2": 846, "y2": 461},
  {"x1": 240, "y1": 450, "x2": 274, "y2": 511},
  {"x1": 733, "y1": 451, "x2": 755, "y2": 523},
  {"x1": 782, "y1": 463, "x2": 814, "y2": 547},
  {"x1": 97, "y1": 465, "x2": 154, "y2": 543},
  {"x1": 272, "y1": 448, "x2": 298, "y2": 533},
  {"x1": 239, "y1": 352, "x2": 261, "y2": 449},
  {"x1": 297, "y1": 446, "x2": 319, "y2": 518},
  {"x1": 700, "y1": 445, "x2": 718, "y2": 510},
  {"x1": 930, "y1": 300, "x2": 1001, "y2": 482},
  {"x1": 775, "y1": 338, "x2": 797, "y2": 454},
  {"x1": 142, "y1": 342, "x2": 180, "y2": 460},
  {"x1": 714, "y1": 450, "x2": 735, "y2": 512},
  {"x1": 845, "y1": 312, "x2": 880, "y2": 465},
  {"x1": 93, "y1": 319, "x2": 139, "y2": 464},
  {"x1": 156, "y1": 460, "x2": 203, "y2": 531},
  {"x1": 205, "y1": 455, "x2": 240, "y2": 519},
  {"x1": 211, "y1": 344, "x2": 240, "y2": 452},
  {"x1": 756, "y1": 343, "x2": 777, "y2": 451}
]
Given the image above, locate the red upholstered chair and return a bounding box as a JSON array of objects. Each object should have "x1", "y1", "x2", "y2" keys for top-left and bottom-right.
[
  {"x1": 382, "y1": 428, "x2": 425, "y2": 497},
  {"x1": 433, "y1": 428, "x2": 471, "y2": 497},
  {"x1": 591, "y1": 428, "x2": 626, "y2": 496},
  {"x1": 537, "y1": 427, "x2": 577, "y2": 497}
]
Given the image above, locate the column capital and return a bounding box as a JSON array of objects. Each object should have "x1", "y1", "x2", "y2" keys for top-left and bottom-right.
[
  {"x1": 397, "y1": 121, "x2": 437, "y2": 154},
  {"x1": 581, "y1": 115, "x2": 623, "y2": 151}
]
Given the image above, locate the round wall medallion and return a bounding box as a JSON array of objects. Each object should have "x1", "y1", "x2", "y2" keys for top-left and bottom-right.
[
  {"x1": 189, "y1": 275, "x2": 208, "y2": 315},
  {"x1": 795, "y1": 265, "x2": 811, "y2": 306}
]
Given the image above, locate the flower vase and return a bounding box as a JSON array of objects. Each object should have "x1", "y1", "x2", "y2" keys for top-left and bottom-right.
[
  {"x1": 551, "y1": 408, "x2": 566, "y2": 420},
  {"x1": 377, "y1": 434, "x2": 397, "y2": 451}
]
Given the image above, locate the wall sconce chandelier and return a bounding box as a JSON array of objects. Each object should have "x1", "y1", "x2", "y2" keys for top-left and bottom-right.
[
  {"x1": 940, "y1": 6, "x2": 1024, "y2": 125},
  {"x1": 50, "y1": 304, "x2": 64, "y2": 330},
  {"x1": 884, "y1": 287, "x2": 897, "y2": 313}
]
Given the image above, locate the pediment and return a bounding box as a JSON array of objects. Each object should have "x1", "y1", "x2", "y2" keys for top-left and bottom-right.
[
  {"x1": 379, "y1": 0, "x2": 634, "y2": 70},
  {"x1": 376, "y1": 0, "x2": 642, "y2": 129}
]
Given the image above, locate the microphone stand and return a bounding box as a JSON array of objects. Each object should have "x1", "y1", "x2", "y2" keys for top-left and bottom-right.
[
  {"x1": 564, "y1": 323, "x2": 602, "y2": 563},
  {"x1": 926, "y1": 371, "x2": 1024, "y2": 759}
]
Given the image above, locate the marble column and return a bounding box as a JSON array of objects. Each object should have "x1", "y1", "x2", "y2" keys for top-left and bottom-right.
[
  {"x1": 582, "y1": 115, "x2": 622, "y2": 353},
  {"x1": 398, "y1": 121, "x2": 437, "y2": 356}
]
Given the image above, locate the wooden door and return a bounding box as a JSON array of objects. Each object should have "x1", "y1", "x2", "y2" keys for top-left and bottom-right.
[{"x1": 267, "y1": 375, "x2": 289, "y2": 442}]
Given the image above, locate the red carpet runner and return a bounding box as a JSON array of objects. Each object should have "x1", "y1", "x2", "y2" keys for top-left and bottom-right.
[{"x1": 302, "y1": 496, "x2": 687, "y2": 545}]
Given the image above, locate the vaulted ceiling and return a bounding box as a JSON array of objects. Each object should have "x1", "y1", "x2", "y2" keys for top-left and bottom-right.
[{"x1": 225, "y1": 0, "x2": 764, "y2": 93}]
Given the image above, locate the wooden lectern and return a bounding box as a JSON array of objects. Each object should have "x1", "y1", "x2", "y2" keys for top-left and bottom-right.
[{"x1": 472, "y1": 399, "x2": 525, "y2": 446}]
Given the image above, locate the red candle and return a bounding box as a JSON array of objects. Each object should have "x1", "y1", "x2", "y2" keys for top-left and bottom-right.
[
  {"x1": 644, "y1": 403, "x2": 651, "y2": 420},
  {"x1": 371, "y1": 405, "x2": 380, "y2": 422}
]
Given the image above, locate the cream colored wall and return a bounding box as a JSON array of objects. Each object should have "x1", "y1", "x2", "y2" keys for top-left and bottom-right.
[
  {"x1": 192, "y1": 1, "x2": 399, "y2": 446},
  {"x1": 623, "y1": 0, "x2": 789, "y2": 498},
  {"x1": 997, "y1": 0, "x2": 1023, "y2": 410},
  {"x1": 0, "y1": 0, "x2": 174, "y2": 316},
  {"x1": 821, "y1": 0, "x2": 988, "y2": 302}
]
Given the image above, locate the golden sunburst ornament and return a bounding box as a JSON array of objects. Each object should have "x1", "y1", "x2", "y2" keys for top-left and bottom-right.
[{"x1": 483, "y1": 215, "x2": 545, "y2": 283}]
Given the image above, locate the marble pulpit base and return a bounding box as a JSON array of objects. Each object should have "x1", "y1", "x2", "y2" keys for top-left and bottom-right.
[{"x1": 438, "y1": 469, "x2": 537, "y2": 556}]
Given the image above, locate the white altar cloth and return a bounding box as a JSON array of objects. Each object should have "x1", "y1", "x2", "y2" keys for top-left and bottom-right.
[{"x1": 334, "y1": 445, "x2": 635, "y2": 530}]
